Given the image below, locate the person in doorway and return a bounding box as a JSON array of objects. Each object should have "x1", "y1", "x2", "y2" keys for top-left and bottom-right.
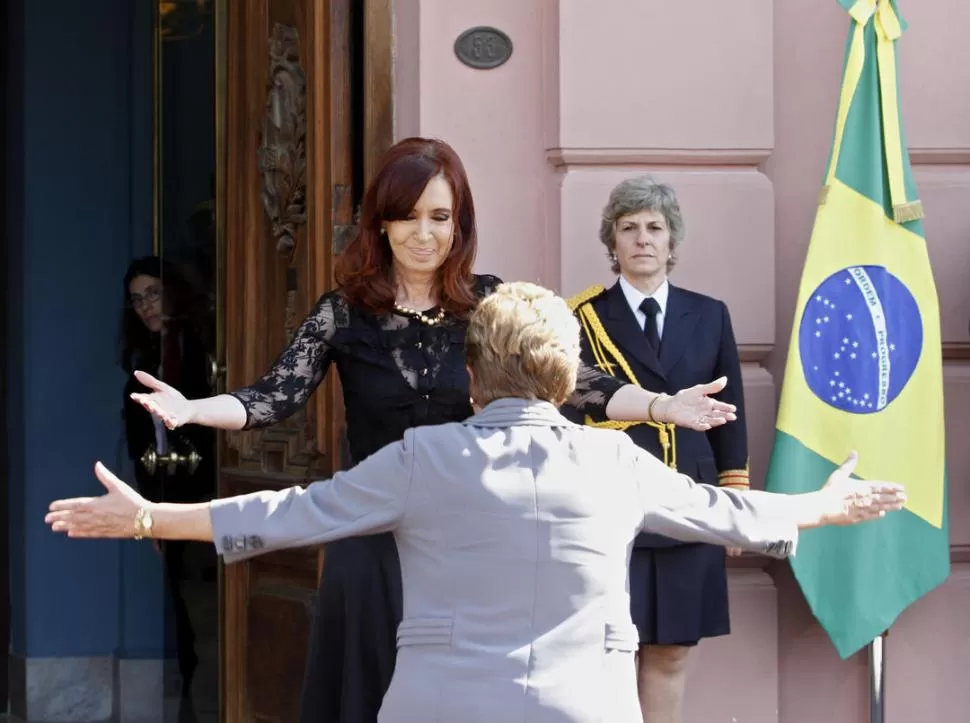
[
  {"x1": 120, "y1": 256, "x2": 216, "y2": 703},
  {"x1": 48, "y1": 281, "x2": 906, "y2": 723},
  {"x1": 119, "y1": 138, "x2": 739, "y2": 723},
  {"x1": 566, "y1": 176, "x2": 747, "y2": 723}
]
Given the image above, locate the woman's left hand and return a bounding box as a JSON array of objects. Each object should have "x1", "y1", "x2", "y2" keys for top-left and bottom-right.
[
  {"x1": 45, "y1": 463, "x2": 146, "y2": 539},
  {"x1": 654, "y1": 376, "x2": 737, "y2": 431}
]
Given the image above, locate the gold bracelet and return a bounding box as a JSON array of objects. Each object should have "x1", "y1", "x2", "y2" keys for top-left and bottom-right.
[
  {"x1": 133, "y1": 507, "x2": 154, "y2": 540},
  {"x1": 647, "y1": 393, "x2": 667, "y2": 423}
]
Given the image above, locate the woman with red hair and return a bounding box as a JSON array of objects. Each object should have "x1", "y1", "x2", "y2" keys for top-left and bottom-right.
[{"x1": 130, "y1": 137, "x2": 736, "y2": 723}]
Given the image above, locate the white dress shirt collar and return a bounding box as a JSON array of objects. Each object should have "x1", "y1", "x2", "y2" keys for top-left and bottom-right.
[{"x1": 618, "y1": 275, "x2": 669, "y2": 337}]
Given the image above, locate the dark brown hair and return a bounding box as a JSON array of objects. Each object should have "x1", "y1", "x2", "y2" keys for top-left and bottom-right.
[
  {"x1": 118, "y1": 256, "x2": 195, "y2": 374},
  {"x1": 335, "y1": 137, "x2": 479, "y2": 317}
]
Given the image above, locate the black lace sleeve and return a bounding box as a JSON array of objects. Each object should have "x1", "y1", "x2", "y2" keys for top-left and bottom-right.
[
  {"x1": 567, "y1": 362, "x2": 626, "y2": 416},
  {"x1": 229, "y1": 293, "x2": 338, "y2": 429}
]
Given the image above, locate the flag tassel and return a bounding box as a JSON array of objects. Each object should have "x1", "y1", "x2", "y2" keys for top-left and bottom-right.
[
  {"x1": 874, "y1": 0, "x2": 923, "y2": 224},
  {"x1": 893, "y1": 200, "x2": 923, "y2": 223},
  {"x1": 825, "y1": 1, "x2": 924, "y2": 223}
]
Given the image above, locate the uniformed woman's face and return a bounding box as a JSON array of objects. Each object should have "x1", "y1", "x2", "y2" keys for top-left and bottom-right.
[
  {"x1": 613, "y1": 209, "x2": 671, "y2": 283},
  {"x1": 383, "y1": 175, "x2": 456, "y2": 278}
]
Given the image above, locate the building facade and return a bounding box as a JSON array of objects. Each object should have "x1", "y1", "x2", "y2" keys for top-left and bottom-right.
[{"x1": 397, "y1": 3, "x2": 969, "y2": 720}]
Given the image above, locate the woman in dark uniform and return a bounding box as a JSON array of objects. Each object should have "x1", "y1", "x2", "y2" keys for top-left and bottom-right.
[
  {"x1": 119, "y1": 256, "x2": 216, "y2": 703},
  {"x1": 567, "y1": 176, "x2": 749, "y2": 723},
  {"x1": 126, "y1": 139, "x2": 737, "y2": 723}
]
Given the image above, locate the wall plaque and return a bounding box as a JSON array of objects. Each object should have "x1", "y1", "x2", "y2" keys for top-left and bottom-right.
[{"x1": 454, "y1": 26, "x2": 513, "y2": 70}]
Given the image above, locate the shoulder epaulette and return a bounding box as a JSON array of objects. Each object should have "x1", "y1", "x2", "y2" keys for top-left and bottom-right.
[{"x1": 567, "y1": 284, "x2": 606, "y2": 312}]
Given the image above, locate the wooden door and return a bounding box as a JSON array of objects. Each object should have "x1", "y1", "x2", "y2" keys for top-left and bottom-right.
[{"x1": 217, "y1": 0, "x2": 356, "y2": 719}]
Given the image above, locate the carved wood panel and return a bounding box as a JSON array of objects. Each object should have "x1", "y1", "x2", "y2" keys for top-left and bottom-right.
[
  {"x1": 224, "y1": 0, "x2": 337, "y2": 478},
  {"x1": 220, "y1": 0, "x2": 356, "y2": 720}
]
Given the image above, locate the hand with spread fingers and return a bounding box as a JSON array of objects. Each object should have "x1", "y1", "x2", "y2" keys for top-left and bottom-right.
[
  {"x1": 815, "y1": 452, "x2": 907, "y2": 526},
  {"x1": 46, "y1": 463, "x2": 145, "y2": 539},
  {"x1": 653, "y1": 376, "x2": 737, "y2": 431},
  {"x1": 129, "y1": 370, "x2": 194, "y2": 431}
]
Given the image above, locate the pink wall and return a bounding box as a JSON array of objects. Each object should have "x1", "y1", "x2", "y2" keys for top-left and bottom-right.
[{"x1": 394, "y1": 1, "x2": 970, "y2": 720}]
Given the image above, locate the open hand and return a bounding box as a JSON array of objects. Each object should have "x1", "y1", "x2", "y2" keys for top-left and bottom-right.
[
  {"x1": 655, "y1": 377, "x2": 737, "y2": 431},
  {"x1": 46, "y1": 463, "x2": 145, "y2": 539},
  {"x1": 818, "y1": 452, "x2": 906, "y2": 526},
  {"x1": 130, "y1": 370, "x2": 193, "y2": 430}
]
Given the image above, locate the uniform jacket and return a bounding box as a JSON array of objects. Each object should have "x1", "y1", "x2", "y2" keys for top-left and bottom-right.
[{"x1": 566, "y1": 281, "x2": 749, "y2": 548}]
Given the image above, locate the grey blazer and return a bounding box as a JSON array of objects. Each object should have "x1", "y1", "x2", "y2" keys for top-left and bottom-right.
[{"x1": 211, "y1": 398, "x2": 798, "y2": 723}]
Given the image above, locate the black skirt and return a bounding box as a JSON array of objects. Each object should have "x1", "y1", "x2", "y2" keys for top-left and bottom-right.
[
  {"x1": 299, "y1": 532, "x2": 402, "y2": 723},
  {"x1": 629, "y1": 542, "x2": 730, "y2": 646}
]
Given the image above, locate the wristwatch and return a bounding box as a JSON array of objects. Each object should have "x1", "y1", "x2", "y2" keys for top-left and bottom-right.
[{"x1": 133, "y1": 507, "x2": 154, "y2": 540}]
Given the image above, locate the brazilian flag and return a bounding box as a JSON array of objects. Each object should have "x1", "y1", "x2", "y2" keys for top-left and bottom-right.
[{"x1": 765, "y1": 0, "x2": 949, "y2": 659}]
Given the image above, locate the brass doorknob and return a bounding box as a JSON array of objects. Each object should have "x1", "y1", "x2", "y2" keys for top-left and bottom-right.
[
  {"x1": 141, "y1": 443, "x2": 202, "y2": 477},
  {"x1": 207, "y1": 357, "x2": 227, "y2": 388}
]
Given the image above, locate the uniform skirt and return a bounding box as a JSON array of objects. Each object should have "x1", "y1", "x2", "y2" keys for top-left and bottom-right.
[{"x1": 629, "y1": 541, "x2": 730, "y2": 646}]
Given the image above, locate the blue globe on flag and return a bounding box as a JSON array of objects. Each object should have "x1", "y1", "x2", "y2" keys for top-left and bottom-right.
[{"x1": 798, "y1": 265, "x2": 922, "y2": 415}]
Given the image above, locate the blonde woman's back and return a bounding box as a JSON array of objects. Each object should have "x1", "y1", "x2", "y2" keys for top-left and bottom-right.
[{"x1": 384, "y1": 398, "x2": 643, "y2": 723}]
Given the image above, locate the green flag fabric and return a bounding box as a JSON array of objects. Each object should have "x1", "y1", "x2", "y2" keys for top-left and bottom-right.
[{"x1": 764, "y1": 0, "x2": 950, "y2": 659}]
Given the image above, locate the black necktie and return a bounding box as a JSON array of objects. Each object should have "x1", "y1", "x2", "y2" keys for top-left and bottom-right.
[{"x1": 639, "y1": 297, "x2": 661, "y2": 352}]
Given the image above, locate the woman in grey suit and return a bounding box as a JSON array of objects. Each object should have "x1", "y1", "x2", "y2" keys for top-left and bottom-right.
[{"x1": 47, "y1": 282, "x2": 904, "y2": 723}]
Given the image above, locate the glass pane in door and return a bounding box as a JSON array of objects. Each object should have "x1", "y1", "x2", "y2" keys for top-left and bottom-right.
[{"x1": 153, "y1": 1, "x2": 220, "y2": 720}]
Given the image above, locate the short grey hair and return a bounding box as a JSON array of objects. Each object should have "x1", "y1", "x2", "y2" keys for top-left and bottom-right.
[{"x1": 598, "y1": 175, "x2": 686, "y2": 274}]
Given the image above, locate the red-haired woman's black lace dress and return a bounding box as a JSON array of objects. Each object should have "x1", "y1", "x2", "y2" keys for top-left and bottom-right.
[{"x1": 229, "y1": 274, "x2": 623, "y2": 723}]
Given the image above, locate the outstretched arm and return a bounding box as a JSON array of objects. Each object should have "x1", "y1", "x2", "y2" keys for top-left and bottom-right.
[
  {"x1": 627, "y1": 443, "x2": 905, "y2": 557},
  {"x1": 131, "y1": 294, "x2": 337, "y2": 431},
  {"x1": 569, "y1": 358, "x2": 738, "y2": 431},
  {"x1": 566, "y1": 304, "x2": 738, "y2": 431},
  {"x1": 46, "y1": 431, "x2": 416, "y2": 563},
  {"x1": 604, "y1": 377, "x2": 737, "y2": 430}
]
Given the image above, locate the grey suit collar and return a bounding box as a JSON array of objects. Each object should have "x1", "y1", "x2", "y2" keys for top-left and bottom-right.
[{"x1": 464, "y1": 397, "x2": 578, "y2": 428}]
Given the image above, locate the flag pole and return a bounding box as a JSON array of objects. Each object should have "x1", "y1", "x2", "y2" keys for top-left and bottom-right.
[{"x1": 868, "y1": 632, "x2": 887, "y2": 723}]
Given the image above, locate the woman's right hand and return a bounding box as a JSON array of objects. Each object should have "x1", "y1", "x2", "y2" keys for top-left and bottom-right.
[{"x1": 130, "y1": 370, "x2": 195, "y2": 430}]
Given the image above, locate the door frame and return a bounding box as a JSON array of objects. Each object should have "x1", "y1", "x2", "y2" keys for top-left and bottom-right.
[
  {"x1": 0, "y1": 0, "x2": 12, "y2": 710},
  {"x1": 212, "y1": 1, "x2": 394, "y2": 720},
  {"x1": 362, "y1": 0, "x2": 394, "y2": 184}
]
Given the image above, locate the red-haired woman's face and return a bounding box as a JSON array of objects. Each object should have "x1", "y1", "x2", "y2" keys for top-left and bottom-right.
[{"x1": 382, "y1": 175, "x2": 455, "y2": 277}]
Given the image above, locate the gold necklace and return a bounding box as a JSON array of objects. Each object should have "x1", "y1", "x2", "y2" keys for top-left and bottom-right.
[{"x1": 393, "y1": 303, "x2": 447, "y2": 326}]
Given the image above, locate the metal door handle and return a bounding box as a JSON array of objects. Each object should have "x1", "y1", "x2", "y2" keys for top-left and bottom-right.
[
  {"x1": 208, "y1": 356, "x2": 227, "y2": 388},
  {"x1": 141, "y1": 442, "x2": 202, "y2": 476}
]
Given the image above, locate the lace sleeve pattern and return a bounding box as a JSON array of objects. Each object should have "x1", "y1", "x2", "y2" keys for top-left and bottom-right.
[
  {"x1": 567, "y1": 361, "x2": 626, "y2": 416},
  {"x1": 229, "y1": 293, "x2": 339, "y2": 429}
]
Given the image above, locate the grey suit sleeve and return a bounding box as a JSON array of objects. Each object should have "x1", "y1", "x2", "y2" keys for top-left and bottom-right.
[
  {"x1": 209, "y1": 429, "x2": 416, "y2": 564},
  {"x1": 626, "y1": 440, "x2": 798, "y2": 558}
]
